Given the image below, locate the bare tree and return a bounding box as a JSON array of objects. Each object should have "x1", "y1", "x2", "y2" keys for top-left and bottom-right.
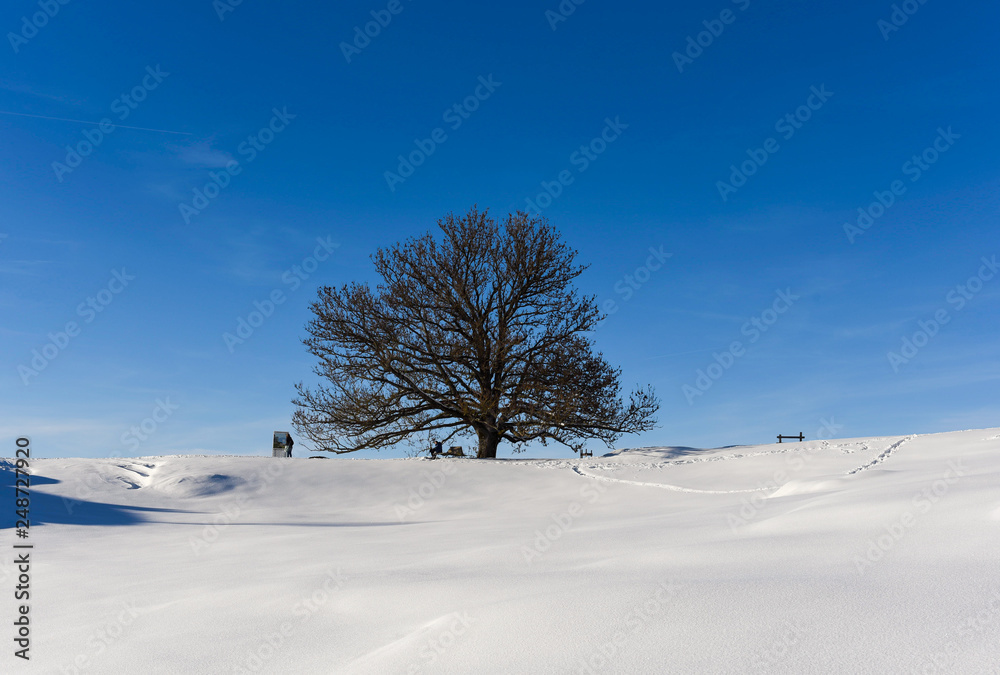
[{"x1": 293, "y1": 207, "x2": 659, "y2": 458}]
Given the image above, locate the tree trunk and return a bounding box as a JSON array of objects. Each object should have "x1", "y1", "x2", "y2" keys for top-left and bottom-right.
[{"x1": 476, "y1": 426, "x2": 499, "y2": 459}]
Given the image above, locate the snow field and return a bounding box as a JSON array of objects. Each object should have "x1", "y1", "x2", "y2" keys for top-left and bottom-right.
[{"x1": 3, "y1": 427, "x2": 999, "y2": 673}]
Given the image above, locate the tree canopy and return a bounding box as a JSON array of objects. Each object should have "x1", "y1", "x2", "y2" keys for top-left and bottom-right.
[{"x1": 292, "y1": 207, "x2": 659, "y2": 458}]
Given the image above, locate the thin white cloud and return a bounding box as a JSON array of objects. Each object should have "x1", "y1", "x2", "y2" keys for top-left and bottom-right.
[
  {"x1": 0, "y1": 79, "x2": 83, "y2": 105},
  {"x1": 0, "y1": 259, "x2": 52, "y2": 276},
  {"x1": 170, "y1": 141, "x2": 235, "y2": 168}
]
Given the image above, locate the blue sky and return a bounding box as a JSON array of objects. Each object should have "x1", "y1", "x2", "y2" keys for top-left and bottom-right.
[{"x1": 2, "y1": 0, "x2": 998, "y2": 459}]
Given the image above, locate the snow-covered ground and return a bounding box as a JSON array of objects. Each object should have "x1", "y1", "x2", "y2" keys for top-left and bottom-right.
[{"x1": 4, "y1": 428, "x2": 1000, "y2": 674}]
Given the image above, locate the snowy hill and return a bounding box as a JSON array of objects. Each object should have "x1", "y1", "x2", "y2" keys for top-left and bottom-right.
[{"x1": 4, "y1": 428, "x2": 1000, "y2": 673}]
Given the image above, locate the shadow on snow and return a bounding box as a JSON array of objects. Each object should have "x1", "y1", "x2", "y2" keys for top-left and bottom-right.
[{"x1": 1, "y1": 461, "x2": 424, "y2": 529}]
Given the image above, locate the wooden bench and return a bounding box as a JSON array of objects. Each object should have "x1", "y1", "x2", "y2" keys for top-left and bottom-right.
[{"x1": 777, "y1": 433, "x2": 804, "y2": 443}]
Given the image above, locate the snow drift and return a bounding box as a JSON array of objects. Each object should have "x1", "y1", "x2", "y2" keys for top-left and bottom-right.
[{"x1": 3, "y1": 428, "x2": 999, "y2": 673}]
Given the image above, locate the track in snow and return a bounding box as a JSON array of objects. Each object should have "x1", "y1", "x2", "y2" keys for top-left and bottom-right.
[
  {"x1": 846, "y1": 436, "x2": 913, "y2": 475},
  {"x1": 568, "y1": 436, "x2": 913, "y2": 492},
  {"x1": 570, "y1": 465, "x2": 771, "y2": 494}
]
